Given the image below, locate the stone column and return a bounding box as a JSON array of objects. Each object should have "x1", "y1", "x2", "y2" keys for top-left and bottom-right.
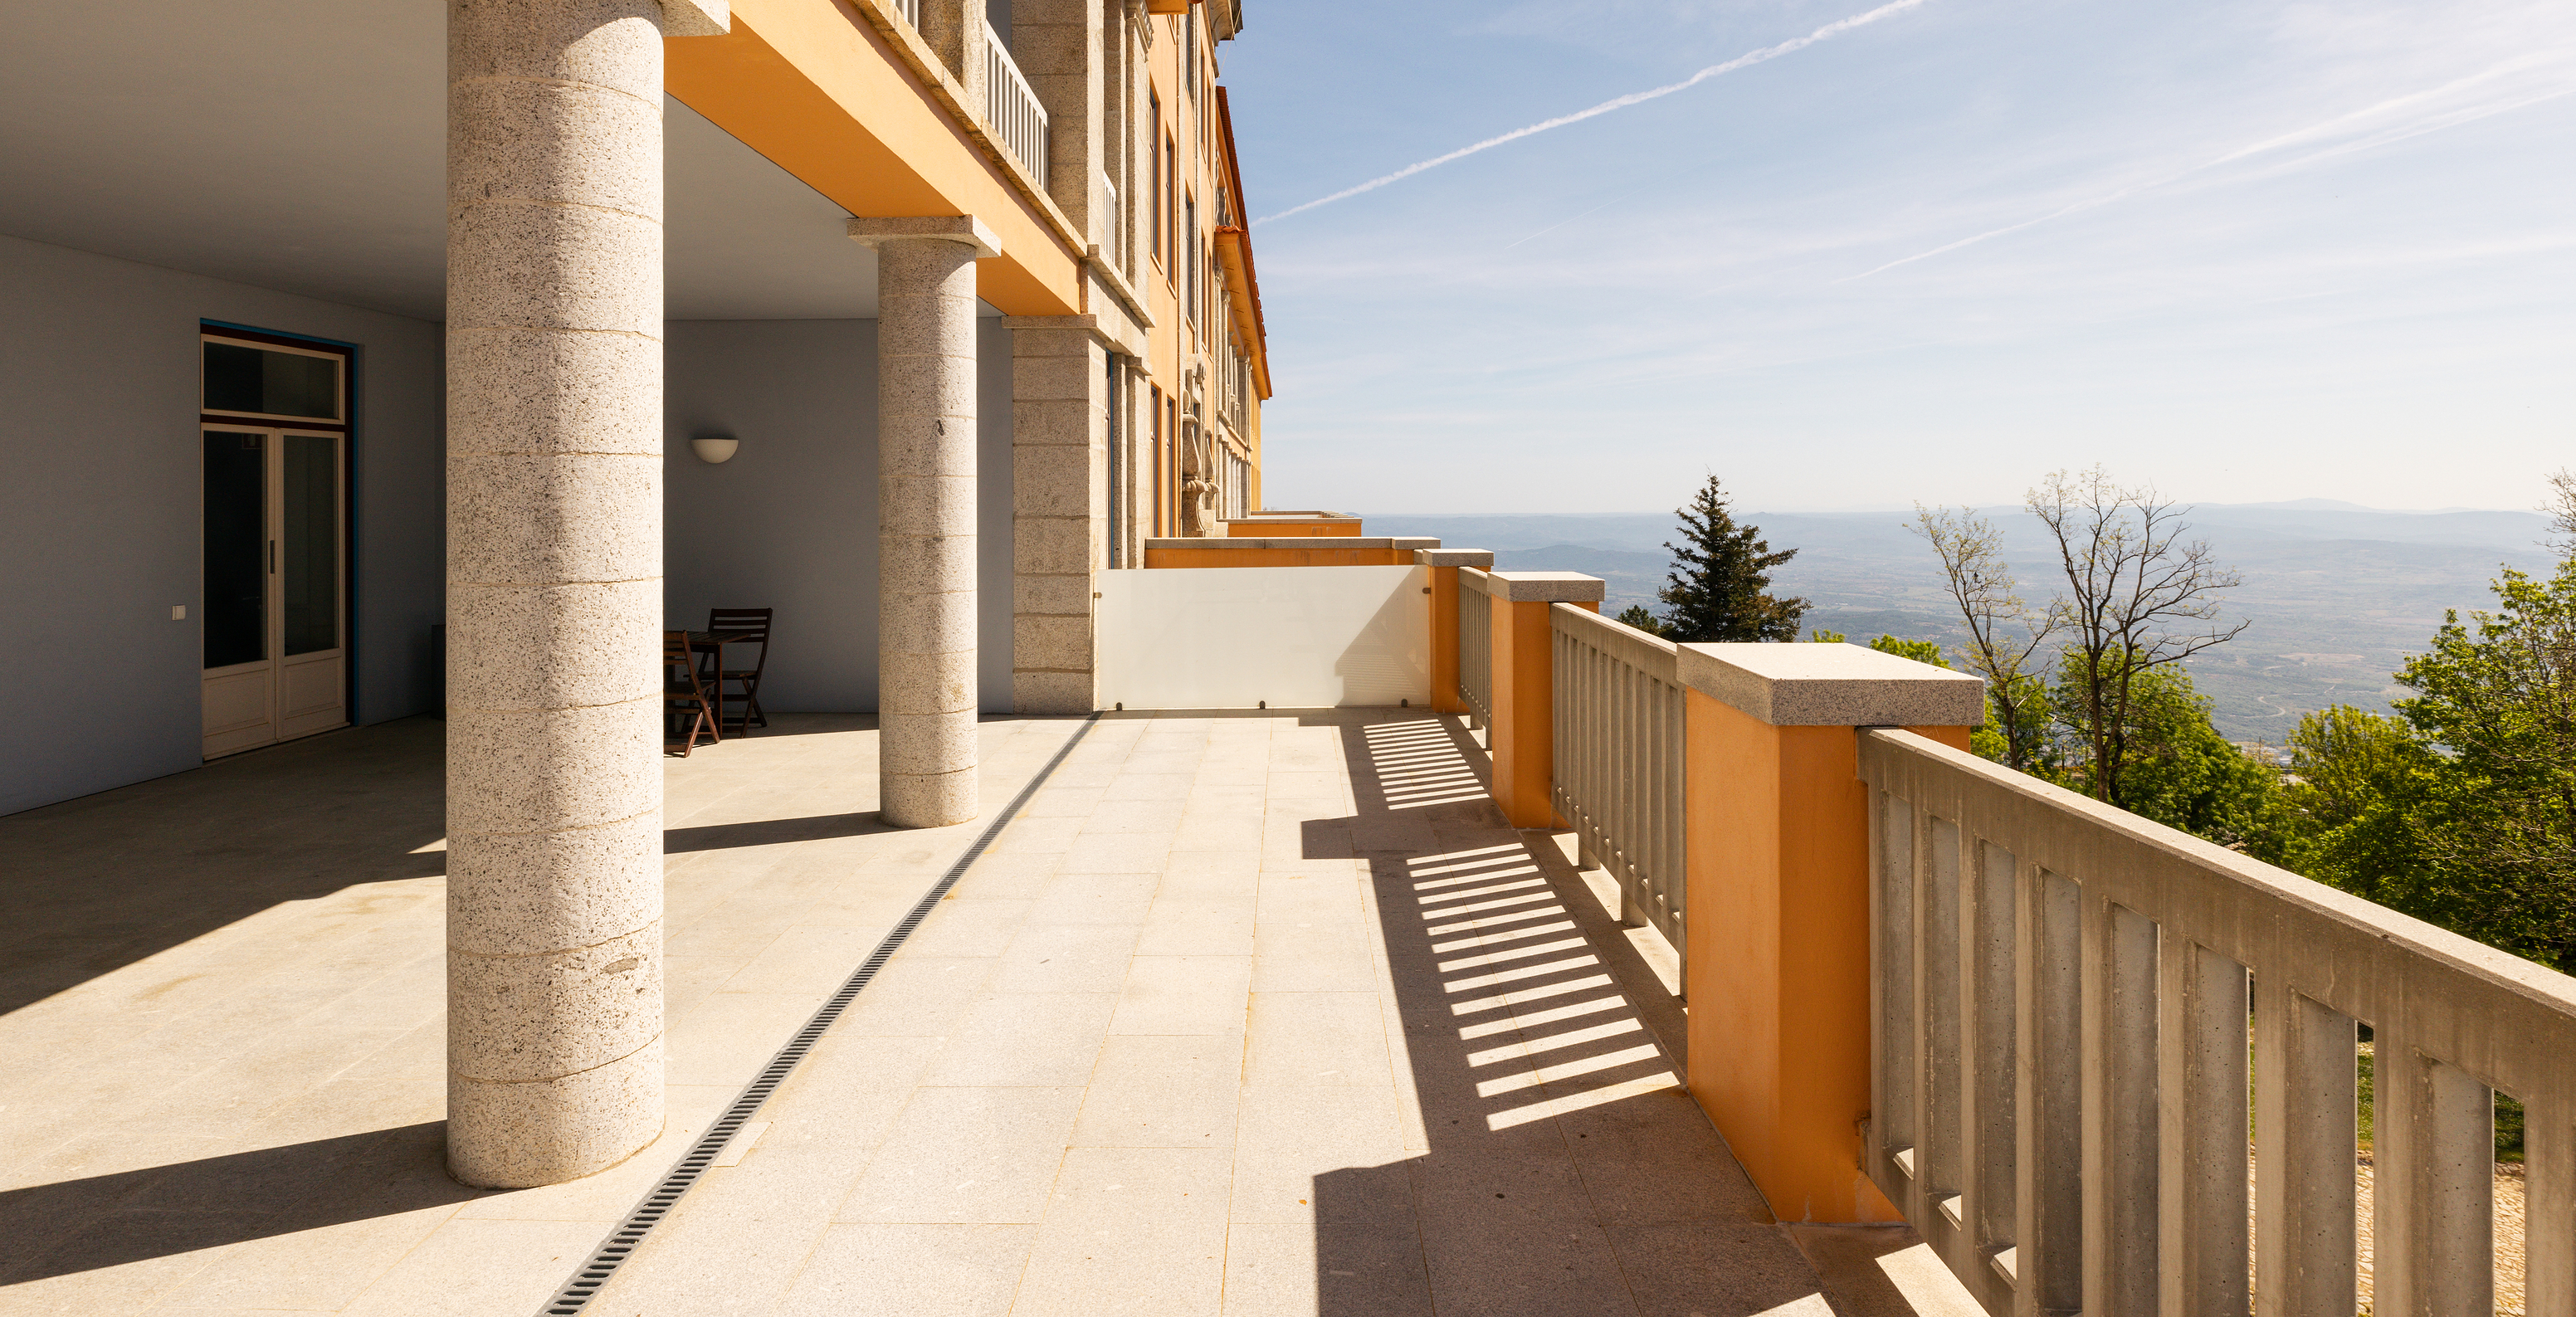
[
  {"x1": 443, "y1": 0, "x2": 729, "y2": 1190},
  {"x1": 850, "y1": 217, "x2": 995, "y2": 827},
  {"x1": 1004, "y1": 317, "x2": 1113, "y2": 714}
]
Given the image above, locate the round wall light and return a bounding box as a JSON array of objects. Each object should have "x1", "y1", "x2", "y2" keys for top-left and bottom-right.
[{"x1": 690, "y1": 436, "x2": 740, "y2": 464}]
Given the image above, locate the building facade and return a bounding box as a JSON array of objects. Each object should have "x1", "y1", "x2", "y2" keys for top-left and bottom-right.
[{"x1": 0, "y1": 0, "x2": 1271, "y2": 1183}]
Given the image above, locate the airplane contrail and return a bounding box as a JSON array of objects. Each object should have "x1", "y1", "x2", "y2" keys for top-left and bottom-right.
[
  {"x1": 1842, "y1": 56, "x2": 2576, "y2": 281},
  {"x1": 1251, "y1": 0, "x2": 1935, "y2": 227}
]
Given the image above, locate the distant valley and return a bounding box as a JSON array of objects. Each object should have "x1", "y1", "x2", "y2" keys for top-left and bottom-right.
[{"x1": 1364, "y1": 504, "x2": 2560, "y2": 742}]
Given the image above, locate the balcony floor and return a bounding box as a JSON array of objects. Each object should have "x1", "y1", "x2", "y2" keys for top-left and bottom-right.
[{"x1": 0, "y1": 710, "x2": 1952, "y2": 1316}]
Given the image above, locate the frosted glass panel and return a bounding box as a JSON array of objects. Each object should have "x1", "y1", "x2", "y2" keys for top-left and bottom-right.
[
  {"x1": 1097, "y1": 565, "x2": 1431, "y2": 710},
  {"x1": 282, "y1": 435, "x2": 339, "y2": 655}
]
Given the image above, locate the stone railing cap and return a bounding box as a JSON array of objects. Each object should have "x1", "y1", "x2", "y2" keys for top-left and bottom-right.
[
  {"x1": 1415, "y1": 549, "x2": 1495, "y2": 568},
  {"x1": 1678, "y1": 642, "x2": 1984, "y2": 727},
  {"x1": 1483, "y1": 571, "x2": 1607, "y2": 602},
  {"x1": 847, "y1": 214, "x2": 1001, "y2": 260}
]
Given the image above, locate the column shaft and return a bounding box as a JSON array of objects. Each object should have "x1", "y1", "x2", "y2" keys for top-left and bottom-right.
[
  {"x1": 444, "y1": 0, "x2": 668, "y2": 1189},
  {"x1": 877, "y1": 238, "x2": 982, "y2": 827}
]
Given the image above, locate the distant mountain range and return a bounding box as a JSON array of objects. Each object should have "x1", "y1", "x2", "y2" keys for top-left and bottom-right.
[{"x1": 1363, "y1": 505, "x2": 2560, "y2": 742}]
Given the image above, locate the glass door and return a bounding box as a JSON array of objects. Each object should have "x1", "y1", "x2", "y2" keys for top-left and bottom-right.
[{"x1": 201, "y1": 331, "x2": 349, "y2": 758}]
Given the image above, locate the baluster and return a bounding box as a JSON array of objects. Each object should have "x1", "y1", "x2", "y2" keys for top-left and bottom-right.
[
  {"x1": 2373, "y1": 1030, "x2": 2493, "y2": 1315},
  {"x1": 1922, "y1": 814, "x2": 1965, "y2": 1225},
  {"x1": 1876, "y1": 792, "x2": 1917, "y2": 1193},
  {"x1": 2159, "y1": 940, "x2": 2248, "y2": 1314},
  {"x1": 2017, "y1": 866, "x2": 2081, "y2": 1315},
  {"x1": 2082, "y1": 900, "x2": 2159, "y2": 1317},
  {"x1": 1972, "y1": 841, "x2": 2018, "y2": 1280},
  {"x1": 2525, "y1": 1088, "x2": 2574, "y2": 1315},
  {"x1": 2252, "y1": 982, "x2": 2356, "y2": 1317}
]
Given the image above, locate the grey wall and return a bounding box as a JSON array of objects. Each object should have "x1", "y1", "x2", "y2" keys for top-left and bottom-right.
[
  {"x1": 0, "y1": 235, "x2": 443, "y2": 816},
  {"x1": 664, "y1": 317, "x2": 1015, "y2": 713}
]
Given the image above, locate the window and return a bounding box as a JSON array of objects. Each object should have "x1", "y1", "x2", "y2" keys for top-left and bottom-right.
[
  {"x1": 1164, "y1": 132, "x2": 1178, "y2": 283},
  {"x1": 1184, "y1": 193, "x2": 1198, "y2": 328},
  {"x1": 1183, "y1": 7, "x2": 1196, "y2": 101},
  {"x1": 1154, "y1": 93, "x2": 1164, "y2": 267},
  {"x1": 1151, "y1": 385, "x2": 1167, "y2": 537}
]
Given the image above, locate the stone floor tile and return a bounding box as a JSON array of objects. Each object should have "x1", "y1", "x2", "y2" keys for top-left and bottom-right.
[
  {"x1": 1020, "y1": 785, "x2": 1108, "y2": 818},
  {"x1": 720, "y1": 925, "x2": 895, "y2": 996},
  {"x1": 920, "y1": 993, "x2": 1116, "y2": 1086},
  {"x1": 1417, "y1": 1217, "x2": 1642, "y2": 1317},
  {"x1": 1221, "y1": 1222, "x2": 1436, "y2": 1317},
  {"x1": 949, "y1": 851, "x2": 1066, "y2": 899},
  {"x1": 1061, "y1": 832, "x2": 1178, "y2": 874},
  {"x1": 1248, "y1": 922, "x2": 1378, "y2": 993},
  {"x1": 1256, "y1": 872, "x2": 1369, "y2": 925},
  {"x1": 1009, "y1": 1148, "x2": 1229, "y2": 1317},
  {"x1": 774, "y1": 1223, "x2": 1038, "y2": 1317},
  {"x1": 836, "y1": 956, "x2": 1000, "y2": 1037},
  {"x1": 1608, "y1": 1222, "x2": 1841, "y2": 1317},
  {"x1": 1070, "y1": 1035, "x2": 1243, "y2": 1149},
  {"x1": 988, "y1": 923, "x2": 1144, "y2": 994},
  {"x1": 666, "y1": 989, "x2": 832, "y2": 1087},
  {"x1": 335, "y1": 1217, "x2": 607, "y2": 1317},
  {"x1": 1025, "y1": 871, "x2": 1161, "y2": 926},
  {"x1": 1242, "y1": 993, "x2": 1394, "y2": 1090},
  {"x1": 1083, "y1": 798, "x2": 1189, "y2": 834},
  {"x1": 835, "y1": 1086, "x2": 1086, "y2": 1225},
  {"x1": 900, "y1": 898, "x2": 1034, "y2": 958},
  {"x1": 1157, "y1": 851, "x2": 1263, "y2": 896},
  {"x1": 1109, "y1": 955, "x2": 1252, "y2": 1036},
  {"x1": 993, "y1": 816, "x2": 1085, "y2": 856},
  {"x1": 1229, "y1": 1085, "x2": 1417, "y2": 1226},
  {"x1": 1135, "y1": 895, "x2": 1256, "y2": 956}
]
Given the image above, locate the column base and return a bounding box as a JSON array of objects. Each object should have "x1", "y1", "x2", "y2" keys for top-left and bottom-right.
[{"x1": 447, "y1": 1037, "x2": 664, "y2": 1189}]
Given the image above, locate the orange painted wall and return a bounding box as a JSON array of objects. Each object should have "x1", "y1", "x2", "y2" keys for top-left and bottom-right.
[
  {"x1": 1684, "y1": 690, "x2": 1969, "y2": 1223},
  {"x1": 1141, "y1": 545, "x2": 1408, "y2": 568},
  {"x1": 1224, "y1": 521, "x2": 1359, "y2": 538}
]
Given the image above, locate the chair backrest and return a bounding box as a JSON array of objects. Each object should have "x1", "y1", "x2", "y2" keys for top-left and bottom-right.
[
  {"x1": 708, "y1": 607, "x2": 771, "y2": 639},
  {"x1": 663, "y1": 631, "x2": 699, "y2": 679}
]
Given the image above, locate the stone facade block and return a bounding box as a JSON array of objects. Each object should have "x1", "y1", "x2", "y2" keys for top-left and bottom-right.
[
  {"x1": 446, "y1": 329, "x2": 661, "y2": 456},
  {"x1": 1013, "y1": 668, "x2": 1097, "y2": 715}
]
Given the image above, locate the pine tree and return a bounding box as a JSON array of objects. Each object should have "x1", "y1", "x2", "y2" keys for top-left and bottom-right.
[{"x1": 1655, "y1": 476, "x2": 1809, "y2": 642}]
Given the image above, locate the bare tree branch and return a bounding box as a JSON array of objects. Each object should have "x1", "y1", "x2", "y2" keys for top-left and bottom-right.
[
  {"x1": 2545, "y1": 466, "x2": 2576, "y2": 558},
  {"x1": 2028, "y1": 465, "x2": 2249, "y2": 807},
  {"x1": 1909, "y1": 504, "x2": 2054, "y2": 772}
]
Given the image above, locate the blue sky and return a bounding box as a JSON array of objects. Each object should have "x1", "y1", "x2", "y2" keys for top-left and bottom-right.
[{"x1": 1219, "y1": 0, "x2": 2576, "y2": 513}]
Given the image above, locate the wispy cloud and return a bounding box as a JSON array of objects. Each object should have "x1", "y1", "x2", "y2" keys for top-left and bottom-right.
[
  {"x1": 1251, "y1": 0, "x2": 1934, "y2": 227},
  {"x1": 1842, "y1": 51, "x2": 2576, "y2": 281}
]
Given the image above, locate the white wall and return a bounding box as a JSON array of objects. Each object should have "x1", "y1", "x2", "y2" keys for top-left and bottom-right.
[
  {"x1": 663, "y1": 317, "x2": 1016, "y2": 714},
  {"x1": 1096, "y1": 566, "x2": 1431, "y2": 710},
  {"x1": 0, "y1": 235, "x2": 444, "y2": 816}
]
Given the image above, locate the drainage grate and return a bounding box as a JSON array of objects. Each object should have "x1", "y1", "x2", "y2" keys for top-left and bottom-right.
[{"x1": 537, "y1": 714, "x2": 1101, "y2": 1315}]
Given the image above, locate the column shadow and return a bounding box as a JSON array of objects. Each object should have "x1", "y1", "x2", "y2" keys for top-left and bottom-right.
[
  {"x1": 1297, "y1": 711, "x2": 1833, "y2": 1317},
  {"x1": 0, "y1": 1122, "x2": 490, "y2": 1285}
]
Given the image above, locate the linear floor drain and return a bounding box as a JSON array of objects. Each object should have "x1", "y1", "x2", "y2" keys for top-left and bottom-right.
[{"x1": 538, "y1": 714, "x2": 1101, "y2": 1316}]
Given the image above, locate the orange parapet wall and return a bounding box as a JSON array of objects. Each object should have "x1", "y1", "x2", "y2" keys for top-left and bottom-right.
[
  {"x1": 1143, "y1": 536, "x2": 1423, "y2": 568},
  {"x1": 1675, "y1": 643, "x2": 1983, "y2": 1223},
  {"x1": 1222, "y1": 515, "x2": 1361, "y2": 537}
]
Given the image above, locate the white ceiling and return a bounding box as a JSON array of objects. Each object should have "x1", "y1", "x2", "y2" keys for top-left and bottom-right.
[{"x1": 0, "y1": 0, "x2": 909, "y2": 320}]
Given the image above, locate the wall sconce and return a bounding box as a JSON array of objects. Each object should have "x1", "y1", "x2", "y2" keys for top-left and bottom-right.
[{"x1": 690, "y1": 436, "x2": 739, "y2": 464}]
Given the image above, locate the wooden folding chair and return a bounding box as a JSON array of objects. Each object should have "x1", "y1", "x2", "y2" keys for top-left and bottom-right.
[
  {"x1": 705, "y1": 607, "x2": 773, "y2": 734},
  {"x1": 664, "y1": 631, "x2": 718, "y2": 756}
]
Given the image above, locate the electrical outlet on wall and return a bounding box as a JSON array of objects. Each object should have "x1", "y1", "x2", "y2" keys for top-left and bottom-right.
[{"x1": 171, "y1": 605, "x2": 187, "y2": 620}]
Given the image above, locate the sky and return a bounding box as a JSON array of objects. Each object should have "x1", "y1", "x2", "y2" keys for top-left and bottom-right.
[{"x1": 1217, "y1": 0, "x2": 2576, "y2": 514}]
